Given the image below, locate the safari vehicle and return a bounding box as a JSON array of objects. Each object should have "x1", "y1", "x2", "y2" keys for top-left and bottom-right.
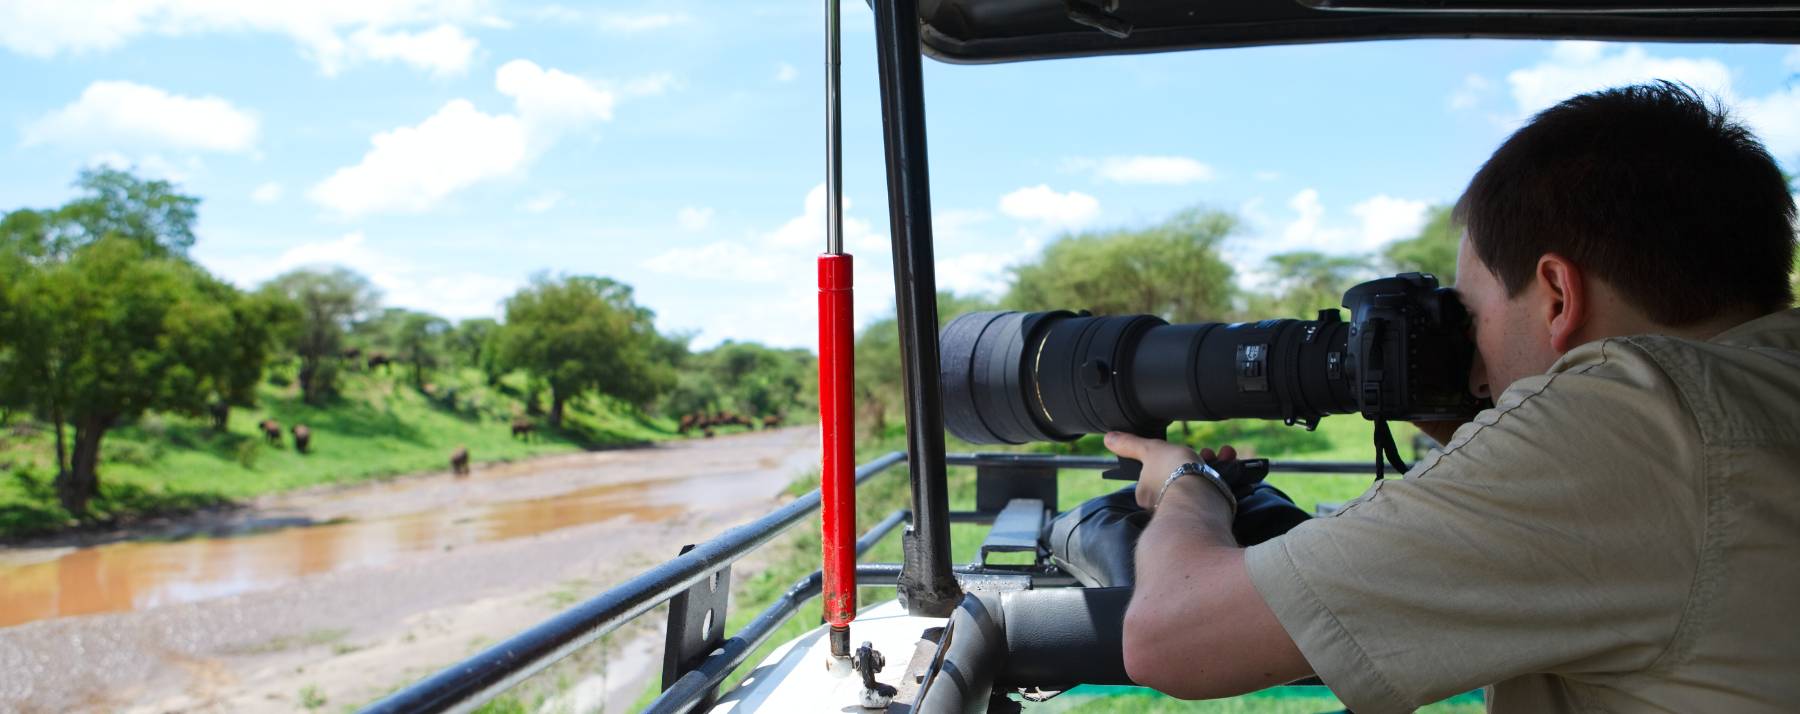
[{"x1": 367, "y1": 2, "x2": 1800, "y2": 713}]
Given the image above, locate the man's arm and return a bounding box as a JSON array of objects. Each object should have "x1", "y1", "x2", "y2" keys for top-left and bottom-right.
[{"x1": 1106, "y1": 433, "x2": 1313, "y2": 699}]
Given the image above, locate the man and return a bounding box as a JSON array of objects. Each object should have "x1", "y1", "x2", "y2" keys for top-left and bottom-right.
[{"x1": 1110, "y1": 81, "x2": 1799, "y2": 712}]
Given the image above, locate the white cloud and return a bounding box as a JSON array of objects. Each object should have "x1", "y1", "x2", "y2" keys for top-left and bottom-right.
[
  {"x1": 1091, "y1": 155, "x2": 1214, "y2": 184},
  {"x1": 310, "y1": 59, "x2": 619, "y2": 216},
  {"x1": 1277, "y1": 189, "x2": 1346, "y2": 252},
  {"x1": 346, "y1": 24, "x2": 476, "y2": 77},
  {"x1": 1501, "y1": 42, "x2": 1800, "y2": 160},
  {"x1": 251, "y1": 182, "x2": 283, "y2": 204},
  {"x1": 1238, "y1": 190, "x2": 1429, "y2": 274},
  {"x1": 1350, "y1": 195, "x2": 1430, "y2": 248},
  {"x1": 0, "y1": 1, "x2": 487, "y2": 76},
  {"x1": 998, "y1": 185, "x2": 1100, "y2": 228},
  {"x1": 640, "y1": 184, "x2": 894, "y2": 348},
  {"x1": 620, "y1": 72, "x2": 678, "y2": 97},
  {"x1": 775, "y1": 62, "x2": 797, "y2": 83},
  {"x1": 1739, "y1": 86, "x2": 1800, "y2": 162},
  {"x1": 521, "y1": 190, "x2": 563, "y2": 213},
  {"x1": 23, "y1": 80, "x2": 258, "y2": 153},
  {"x1": 1448, "y1": 73, "x2": 1492, "y2": 110},
  {"x1": 310, "y1": 100, "x2": 529, "y2": 215},
  {"x1": 596, "y1": 12, "x2": 689, "y2": 32},
  {"x1": 1506, "y1": 41, "x2": 1732, "y2": 119},
  {"x1": 676, "y1": 206, "x2": 713, "y2": 231},
  {"x1": 200, "y1": 231, "x2": 516, "y2": 320},
  {"x1": 495, "y1": 59, "x2": 615, "y2": 128}
]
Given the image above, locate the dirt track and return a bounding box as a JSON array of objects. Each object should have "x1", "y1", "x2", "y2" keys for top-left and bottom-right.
[{"x1": 0, "y1": 427, "x2": 818, "y2": 713}]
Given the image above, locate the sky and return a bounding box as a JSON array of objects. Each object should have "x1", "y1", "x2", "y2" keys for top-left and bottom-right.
[{"x1": 2, "y1": 2, "x2": 1797, "y2": 350}]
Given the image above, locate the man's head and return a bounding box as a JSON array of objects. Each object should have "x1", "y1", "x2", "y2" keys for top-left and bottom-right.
[{"x1": 1452, "y1": 81, "x2": 1797, "y2": 397}]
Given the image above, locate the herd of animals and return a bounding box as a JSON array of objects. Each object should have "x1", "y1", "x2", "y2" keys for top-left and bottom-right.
[
  {"x1": 240, "y1": 405, "x2": 784, "y2": 480},
  {"x1": 220, "y1": 346, "x2": 787, "y2": 478}
]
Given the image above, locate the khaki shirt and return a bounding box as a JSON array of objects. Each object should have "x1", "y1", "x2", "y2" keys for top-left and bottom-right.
[{"x1": 1246, "y1": 308, "x2": 1800, "y2": 713}]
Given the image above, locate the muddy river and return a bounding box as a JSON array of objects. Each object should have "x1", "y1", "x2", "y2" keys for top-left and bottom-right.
[
  {"x1": 0, "y1": 477, "x2": 694, "y2": 628},
  {"x1": 0, "y1": 428, "x2": 819, "y2": 713}
]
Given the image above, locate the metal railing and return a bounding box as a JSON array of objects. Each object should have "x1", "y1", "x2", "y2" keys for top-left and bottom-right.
[
  {"x1": 365, "y1": 451, "x2": 1377, "y2": 714},
  {"x1": 364, "y1": 452, "x2": 907, "y2": 714}
]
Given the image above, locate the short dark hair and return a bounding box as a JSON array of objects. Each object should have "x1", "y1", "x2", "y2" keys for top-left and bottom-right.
[{"x1": 1455, "y1": 80, "x2": 1796, "y2": 325}]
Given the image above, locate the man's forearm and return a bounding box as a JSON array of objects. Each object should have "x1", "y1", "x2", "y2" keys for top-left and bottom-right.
[{"x1": 1123, "y1": 483, "x2": 1312, "y2": 698}]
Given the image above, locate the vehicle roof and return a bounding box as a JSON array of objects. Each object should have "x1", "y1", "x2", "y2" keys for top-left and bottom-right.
[{"x1": 917, "y1": 0, "x2": 1800, "y2": 64}]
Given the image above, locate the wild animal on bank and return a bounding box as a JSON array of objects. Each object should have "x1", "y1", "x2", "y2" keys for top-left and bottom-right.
[
  {"x1": 291, "y1": 424, "x2": 311, "y2": 454},
  {"x1": 259, "y1": 419, "x2": 282, "y2": 445},
  {"x1": 450, "y1": 446, "x2": 470, "y2": 476},
  {"x1": 511, "y1": 417, "x2": 536, "y2": 440}
]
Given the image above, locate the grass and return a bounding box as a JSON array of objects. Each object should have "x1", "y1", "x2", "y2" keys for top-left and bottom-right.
[
  {"x1": 299, "y1": 684, "x2": 328, "y2": 710},
  {"x1": 0, "y1": 365, "x2": 678, "y2": 539}
]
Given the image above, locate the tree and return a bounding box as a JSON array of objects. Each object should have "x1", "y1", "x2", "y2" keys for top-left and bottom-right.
[
  {"x1": 1007, "y1": 208, "x2": 1236, "y2": 321},
  {"x1": 496, "y1": 275, "x2": 674, "y2": 427},
  {"x1": 1382, "y1": 205, "x2": 1458, "y2": 284},
  {"x1": 261, "y1": 268, "x2": 380, "y2": 403},
  {"x1": 1250, "y1": 251, "x2": 1375, "y2": 320},
  {"x1": 853, "y1": 291, "x2": 993, "y2": 435},
  {"x1": 395, "y1": 311, "x2": 451, "y2": 391},
  {"x1": 0, "y1": 169, "x2": 199, "y2": 261},
  {"x1": 450, "y1": 317, "x2": 500, "y2": 366},
  {"x1": 5, "y1": 238, "x2": 252, "y2": 514}
]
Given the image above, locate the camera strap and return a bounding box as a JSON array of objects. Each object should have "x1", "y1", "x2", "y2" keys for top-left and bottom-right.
[{"x1": 1371, "y1": 419, "x2": 1409, "y2": 480}]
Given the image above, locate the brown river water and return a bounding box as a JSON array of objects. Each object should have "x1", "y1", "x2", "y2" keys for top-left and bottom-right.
[{"x1": 0, "y1": 476, "x2": 688, "y2": 629}]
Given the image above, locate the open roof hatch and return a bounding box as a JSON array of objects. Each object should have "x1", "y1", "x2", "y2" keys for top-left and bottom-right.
[{"x1": 917, "y1": 0, "x2": 1800, "y2": 63}]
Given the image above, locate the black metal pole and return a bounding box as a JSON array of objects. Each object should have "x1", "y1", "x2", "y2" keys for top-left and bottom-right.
[{"x1": 870, "y1": 0, "x2": 961, "y2": 618}]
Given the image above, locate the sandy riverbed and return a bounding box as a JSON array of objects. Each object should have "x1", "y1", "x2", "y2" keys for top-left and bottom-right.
[{"x1": 0, "y1": 427, "x2": 819, "y2": 713}]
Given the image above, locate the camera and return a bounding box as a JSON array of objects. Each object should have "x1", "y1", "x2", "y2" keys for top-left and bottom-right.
[{"x1": 939, "y1": 272, "x2": 1483, "y2": 445}]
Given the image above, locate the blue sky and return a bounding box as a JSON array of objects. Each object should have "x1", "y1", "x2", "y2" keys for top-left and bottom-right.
[{"x1": 3, "y1": 2, "x2": 1797, "y2": 350}]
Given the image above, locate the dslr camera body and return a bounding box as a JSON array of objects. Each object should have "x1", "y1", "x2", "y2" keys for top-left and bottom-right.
[{"x1": 940, "y1": 272, "x2": 1483, "y2": 445}]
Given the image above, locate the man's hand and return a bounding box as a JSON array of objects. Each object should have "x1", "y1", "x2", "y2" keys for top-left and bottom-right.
[
  {"x1": 1104, "y1": 431, "x2": 1237, "y2": 511},
  {"x1": 1106, "y1": 430, "x2": 1313, "y2": 698}
]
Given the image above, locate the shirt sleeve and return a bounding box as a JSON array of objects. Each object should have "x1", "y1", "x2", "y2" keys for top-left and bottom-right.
[{"x1": 1244, "y1": 339, "x2": 1705, "y2": 713}]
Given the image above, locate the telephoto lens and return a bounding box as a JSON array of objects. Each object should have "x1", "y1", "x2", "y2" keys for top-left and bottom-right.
[
  {"x1": 937, "y1": 273, "x2": 1480, "y2": 445},
  {"x1": 938, "y1": 310, "x2": 1354, "y2": 444}
]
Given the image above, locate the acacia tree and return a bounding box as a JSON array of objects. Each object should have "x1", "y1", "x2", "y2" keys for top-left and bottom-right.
[
  {"x1": 1007, "y1": 208, "x2": 1237, "y2": 321},
  {"x1": 396, "y1": 311, "x2": 451, "y2": 391},
  {"x1": 0, "y1": 168, "x2": 199, "y2": 262},
  {"x1": 496, "y1": 275, "x2": 673, "y2": 427},
  {"x1": 6, "y1": 238, "x2": 257, "y2": 514},
  {"x1": 261, "y1": 268, "x2": 379, "y2": 403},
  {"x1": 1383, "y1": 205, "x2": 1458, "y2": 283},
  {"x1": 1250, "y1": 251, "x2": 1375, "y2": 319},
  {"x1": 450, "y1": 317, "x2": 500, "y2": 366}
]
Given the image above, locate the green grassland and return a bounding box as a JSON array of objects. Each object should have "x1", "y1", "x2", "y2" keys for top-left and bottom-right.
[{"x1": 0, "y1": 365, "x2": 685, "y2": 540}]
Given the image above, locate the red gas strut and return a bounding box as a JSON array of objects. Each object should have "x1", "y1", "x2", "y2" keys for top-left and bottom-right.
[{"x1": 818, "y1": 0, "x2": 856, "y2": 669}]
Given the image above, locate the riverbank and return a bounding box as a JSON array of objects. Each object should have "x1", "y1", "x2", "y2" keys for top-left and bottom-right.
[
  {"x1": 0, "y1": 367, "x2": 708, "y2": 541},
  {"x1": 0, "y1": 427, "x2": 818, "y2": 713}
]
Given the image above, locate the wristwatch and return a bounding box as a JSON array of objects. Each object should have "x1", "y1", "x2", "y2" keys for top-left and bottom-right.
[{"x1": 1153, "y1": 462, "x2": 1239, "y2": 518}]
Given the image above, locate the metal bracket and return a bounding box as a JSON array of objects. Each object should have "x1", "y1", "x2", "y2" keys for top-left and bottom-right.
[
  {"x1": 975, "y1": 462, "x2": 1057, "y2": 514},
  {"x1": 978, "y1": 499, "x2": 1047, "y2": 566},
  {"x1": 661, "y1": 544, "x2": 730, "y2": 709}
]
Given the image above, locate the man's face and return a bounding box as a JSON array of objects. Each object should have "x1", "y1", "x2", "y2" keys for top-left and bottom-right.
[{"x1": 1454, "y1": 233, "x2": 1561, "y2": 399}]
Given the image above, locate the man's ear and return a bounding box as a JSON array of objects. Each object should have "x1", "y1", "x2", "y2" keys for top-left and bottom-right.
[{"x1": 1535, "y1": 253, "x2": 1587, "y2": 354}]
